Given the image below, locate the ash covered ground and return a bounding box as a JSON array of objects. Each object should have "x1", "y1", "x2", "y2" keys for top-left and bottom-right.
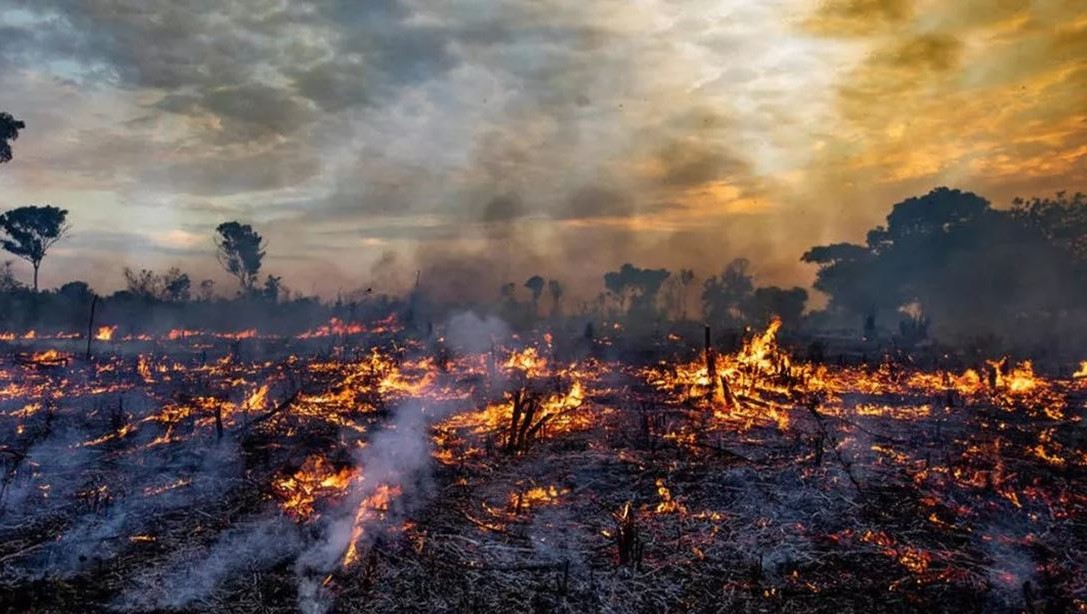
[{"x1": 0, "y1": 317, "x2": 1085, "y2": 613}]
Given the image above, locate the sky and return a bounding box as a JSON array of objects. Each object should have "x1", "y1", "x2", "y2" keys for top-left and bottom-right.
[{"x1": 0, "y1": 0, "x2": 1084, "y2": 301}]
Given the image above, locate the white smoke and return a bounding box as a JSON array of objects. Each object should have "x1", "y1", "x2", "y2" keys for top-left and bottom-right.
[{"x1": 295, "y1": 311, "x2": 515, "y2": 612}]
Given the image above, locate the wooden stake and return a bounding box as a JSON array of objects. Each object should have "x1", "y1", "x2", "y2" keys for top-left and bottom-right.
[{"x1": 84, "y1": 294, "x2": 98, "y2": 360}]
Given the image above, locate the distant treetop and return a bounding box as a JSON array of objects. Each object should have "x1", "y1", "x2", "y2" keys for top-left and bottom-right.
[{"x1": 1, "y1": 112, "x2": 26, "y2": 165}]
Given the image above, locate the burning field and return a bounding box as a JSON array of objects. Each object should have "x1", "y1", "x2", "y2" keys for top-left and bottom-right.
[{"x1": 0, "y1": 317, "x2": 1085, "y2": 612}]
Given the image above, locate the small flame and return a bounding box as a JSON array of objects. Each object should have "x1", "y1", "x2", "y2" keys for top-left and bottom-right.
[
  {"x1": 273, "y1": 457, "x2": 355, "y2": 520},
  {"x1": 1073, "y1": 361, "x2": 1087, "y2": 379},
  {"x1": 342, "y1": 483, "x2": 402, "y2": 566}
]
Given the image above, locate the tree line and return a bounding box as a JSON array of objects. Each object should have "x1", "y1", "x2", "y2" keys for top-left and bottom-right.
[{"x1": 4, "y1": 110, "x2": 1086, "y2": 349}]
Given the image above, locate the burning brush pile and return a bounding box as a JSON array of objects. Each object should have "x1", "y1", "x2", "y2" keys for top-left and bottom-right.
[{"x1": 0, "y1": 316, "x2": 1085, "y2": 612}]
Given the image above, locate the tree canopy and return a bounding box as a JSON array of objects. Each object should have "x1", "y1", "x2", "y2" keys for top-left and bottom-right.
[
  {"x1": 604, "y1": 263, "x2": 670, "y2": 316},
  {"x1": 802, "y1": 187, "x2": 1086, "y2": 342},
  {"x1": 0, "y1": 205, "x2": 70, "y2": 291},
  {"x1": 0, "y1": 112, "x2": 25, "y2": 165},
  {"x1": 702, "y1": 258, "x2": 807, "y2": 329},
  {"x1": 215, "y1": 221, "x2": 265, "y2": 292}
]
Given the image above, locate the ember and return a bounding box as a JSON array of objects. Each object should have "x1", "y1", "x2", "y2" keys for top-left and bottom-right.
[{"x1": 0, "y1": 316, "x2": 1084, "y2": 612}]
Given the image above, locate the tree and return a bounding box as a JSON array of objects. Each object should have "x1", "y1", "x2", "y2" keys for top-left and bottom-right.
[
  {"x1": 123, "y1": 267, "x2": 161, "y2": 300},
  {"x1": 0, "y1": 112, "x2": 25, "y2": 165},
  {"x1": 162, "y1": 268, "x2": 191, "y2": 301},
  {"x1": 547, "y1": 279, "x2": 564, "y2": 317},
  {"x1": 214, "y1": 221, "x2": 265, "y2": 292},
  {"x1": 524, "y1": 275, "x2": 545, "y2": 313},
  {"x1": 702, "y1": 258, "x2": 754, "y2": 327},
  {"x1": 1012, "y1": 191, "x2": 1087, "y2": 260},
  {"x1": 123, "y1": 267, "x2": 192, "y2": 301},
  {"x1": 198, "y1": 279, "x2": 216, "y2": 301},
  {"x1": 749, "y1": 286, "x2": 808, "y2": 329},
  {"x1": 262, "y1": 274, "x2": 284, "y2": 302},
  {"x1": 801, "y1": 187, "x2": 1082, "y2": 343},
  {"x1": 58, "y1": 280, "x2": 92, "y2": 301},
  {"x1": 678, "y1": 268, "x2": 695, "y2": 321},
  {"x1": 499, "y1": 282, "x2": 516, "y2": 303},
  {"x1": 603, "y1": 263, "x2": 670, "y2": 316},
  {"x1": 0, "y1": 261, "x2": 21, "y2": 292},
  {"x1": 0, "y1": 205, "x2": 70, "y2": 292}
]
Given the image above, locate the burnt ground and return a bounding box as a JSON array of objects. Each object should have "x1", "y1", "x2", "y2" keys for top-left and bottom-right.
[{"x1": 0, "y1": 334, "x2": 1085, "y2": 613}]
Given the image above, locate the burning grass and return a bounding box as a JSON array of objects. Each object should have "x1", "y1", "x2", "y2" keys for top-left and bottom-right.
[{"x1": 0, "y1": 319, "x2": 1084, "y2": 612}]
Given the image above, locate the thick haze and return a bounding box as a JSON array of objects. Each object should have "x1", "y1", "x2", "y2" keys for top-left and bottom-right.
[{"x1": 0, "y1": 0, "x2": 1083, "y2": 299}]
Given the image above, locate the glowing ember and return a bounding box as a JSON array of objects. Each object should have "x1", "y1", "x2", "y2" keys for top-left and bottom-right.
[
  {"x1": 273, "y1": 457, "x2": 356, "y2": 520},
  {"x1": 342, "y1": 483, "x2": 402, "y2": 566}
]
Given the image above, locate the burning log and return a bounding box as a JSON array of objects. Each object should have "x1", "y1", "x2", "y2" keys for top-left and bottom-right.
[
  {"x1": 719, "y1": 374, "x2": 739, "y2": 409},
  {"x1": 240, "y1": 389, "x2": 302, "y2": 437},
  {"x1": 17, "y1": 349, "x2": 70, "y2": 368},
  {"x1": 505, "y1": 388, "x2": 549, "y2": 455}
]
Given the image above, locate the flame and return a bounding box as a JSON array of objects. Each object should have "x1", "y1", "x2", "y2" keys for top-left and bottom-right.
[
  {"x1": 95, "y1": 325, "x2": 117, "y2": 341},
  {"x1": 1073, "y1": 361, "x2": 1087, "y2": 379},
  {"x1": 1, "y1": 314, "x2": 1084, "y2": 602},
  {"x1": 342, "y1": 483, "x2": 402, "y2": 566},
  {"x1": 137, "y1": 355, "x2": 153, "y2": 381},
  {"x1": 504, "y1": 346, "x2": 549, "y2": 377},
  {"x1": 1004, "y1": 360, "x2": 1039, "y2": 394},
  {"x1": 142, "y1": 478, "x2": 193, "y2": 496},
  {"x1": 654, "y1": 478, "x2": 687, "y2": 514},
  {"x1": 273, "y1": 457, "x2": 356, "y2": 520},
  {"x1": 508, "y1": 485, "x2": 568, "y2": 511},
  {"x1": 245, "y1": 384, "x2": 270, "y2": 411},
  {"x1": 29, "y1": 349, "x2": 68, "y2": 364}
]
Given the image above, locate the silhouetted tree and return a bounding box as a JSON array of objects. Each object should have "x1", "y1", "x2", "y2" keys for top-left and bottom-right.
[
  {"x1": 524, "y1": 275, "x2": 545, "y2": 313},
  {"x1": 702, "y1": 258, "x2": 754, "y2": 327},
  {"x1": 802, "y1": 187, "x2": 1081, "y2": 343},
  {"x1": 262, "y1": 274, "x2": 284, "y2": 302},
  {"x1": 214, "y1": 222, "x2": 265, "y2": 293},
  {"x1": 547, "y1": 279, "x2": 564, "y2": 317},
  {"x1": 198, "y1": 279, "x2": 216, "y2": 301},
  {"x1": 1012, "y1": 191, "x2": 1087, "y2": 260},
  {"x1": 0, "y1": 112, "x2": 25, "y2": 165},
  {"x1": 678, "y1": 268, "x2": 695, "y2": 321},
  {"x1": 499, "y1": 282, "x2": 516, "y2": 303},
  {"x1": 162, "y1": 268, "x2": 191, "y2": 301},
  {"x1": 58, "y1": 280, "x2": 92, "y2": 301},
  {"x1": 123, "y1": 268, "x2": 160, "y2": 300},
  {"x1": 750, "y1": 286, "x2": 808, "y2": 328},
  {"x1": 603, "y1": 263, "x2": 670, "y2": 316},
  {"x1": 0, "y1": 205, "x2": 69, "y2": 292},
  {"x1": 123, "y1": 267, "x2": 191, "y2": 302},
  {"x1": 0, "y1": 261, "x2": 20, "y2": 292}
]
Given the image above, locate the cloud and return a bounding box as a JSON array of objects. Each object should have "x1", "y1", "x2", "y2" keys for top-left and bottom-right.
[{"x1": 0, "y1": 0, "x2": 1081, "y2": 299}]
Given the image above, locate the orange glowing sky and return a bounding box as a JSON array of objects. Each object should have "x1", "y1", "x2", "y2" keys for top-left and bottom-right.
[{"x1": 0, "y1": 0, "x2": 1083, "y2": 299}]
